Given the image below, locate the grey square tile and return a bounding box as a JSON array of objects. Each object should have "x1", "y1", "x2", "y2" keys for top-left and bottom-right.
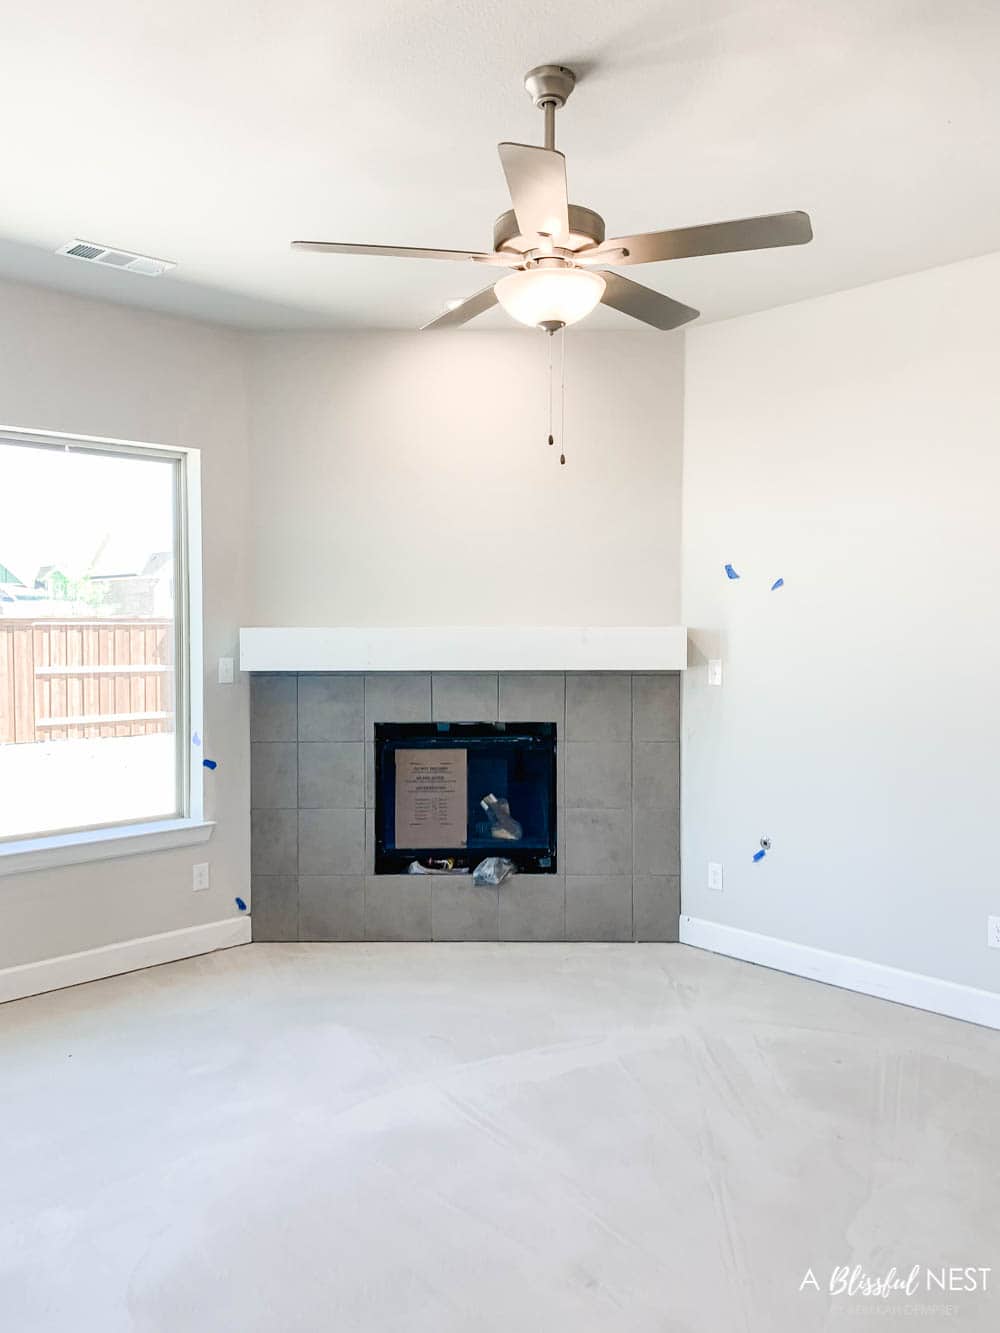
[
  {"x1": 251, "y1": 808, "x2": 298, "y2": 874},
  {"x1": 632, "y1": 674, "x2": 680, "y2": 742},
  {"x1": 298, "y1": 808, "x2": 365, "y2": 875},
  {"x1": 432, "y1": 673, "x2": 498, "y2": 721},
  {"x1": 565, "y1": 674, "x2": 631, "y2": 741},
  {"x1": 250, "y1": 875, "x2": 298, "y2": 941},
  {"x1": 299, "y1": 876, "x2": 365, "y2": 941},
  {"x1": 298, "y1": 675, "x2": 364, "y2": 741},
  {"x1": 565, "y1": 876, "x2": 633, "y2": 942},
  {"x1": 251, "y1": 743, "x2": 297, "y2": 809},
  {"x1": 365, "y1": 675, "x2": 431, "y2": 803},
  {"x1": 633, "y1": 806, "x2": 680, "y2": 875},
  {"x1": 499, "y1": 674, "x2": 565, "y2": 724},
  {"x1": 563, "y1": 808, "x2": 632, "y2": 875},
  {"x1": 432, "y1": 878, "x2": 499, "y2": 941},
  {"x1": 250, "y1": 675, "x2": 297, "y2": 741},
  {"x1": 298, "y1": 742, "x2": 365, "y2": 809},
  {"x1": 632, "y1": 742, "x2": 680, "y2": 811},
  {"x1": 499, "y1": 875, "x2": 565, "y2": 941},
  {"x1": 364, "y1": 674, "x2": 431, "y2": 734},
  {"x1": 365, "y1": 875, "x2": 432, "y2": 941},
  {"x1": 634, "y1": 875, "x2": 680, "y2": 942},
  {"x1": 564, "y1": 742, "x2": 631, "y2": 809}
]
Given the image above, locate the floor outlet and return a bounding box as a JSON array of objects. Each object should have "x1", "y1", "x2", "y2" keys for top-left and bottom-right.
[
  {"x1": 707, "y1": 862, "x2": 724, "y2": 892},
  {"x1": 988, "y1": 916, "x2": 1000, "y2": 949},
  {"x1": 193, "y1": 863, "x2": 210, "y2": 892}
]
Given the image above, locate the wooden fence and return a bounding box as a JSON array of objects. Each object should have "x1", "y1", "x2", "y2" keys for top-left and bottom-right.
[{"x1": 0, "y1": 619, "x2": 174, "y2": 743}]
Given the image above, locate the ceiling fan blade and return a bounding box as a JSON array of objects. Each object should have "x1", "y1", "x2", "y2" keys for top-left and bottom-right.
[
  {"x1": 594, "y1": 210, "x2": 813, "y2": 266},
  {"x1": 497, "y1": 143, "x2": 569, "y2": 244},
  {"x1": 291, "y1": 240, "x2": 490, "y2": 262},
  {"x1": 599, "y1": 271, "x2": 700, "y2": 331},
  {"x1": 420, "y1": 284, "x2": 498, "y2": 330}
]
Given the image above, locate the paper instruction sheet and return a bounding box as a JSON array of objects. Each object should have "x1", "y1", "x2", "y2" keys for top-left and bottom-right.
[{"x1": 394, "y1": 749, "x2": 468, "y2": 847}]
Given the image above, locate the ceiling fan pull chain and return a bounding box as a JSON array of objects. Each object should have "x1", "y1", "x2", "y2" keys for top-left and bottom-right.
[
  {"x1": 559, "y1": 326, "x2": 567, "y2": 465},
  {"x1": 547, "y1": 329, "x2": 554, "y2": 448}
]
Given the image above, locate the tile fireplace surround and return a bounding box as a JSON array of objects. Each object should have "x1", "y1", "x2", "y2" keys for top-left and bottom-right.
[{"x1": 250, "y1": 672, "x2": 679, "y2": 942}]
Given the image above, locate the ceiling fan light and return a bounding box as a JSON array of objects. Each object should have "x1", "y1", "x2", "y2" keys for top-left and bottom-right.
[{"x1": 495, "y1": 267, "x2": 606, "y2": 329}]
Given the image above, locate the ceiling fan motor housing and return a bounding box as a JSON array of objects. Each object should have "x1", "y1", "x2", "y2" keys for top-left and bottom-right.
[{"x1": 493, "y1": 204, "x2": 605, "y2": 258}]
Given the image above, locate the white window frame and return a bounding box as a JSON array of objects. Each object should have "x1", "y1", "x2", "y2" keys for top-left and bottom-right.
[{"x1": 0, "y1": 425, "x2": 213, "y2": 875}]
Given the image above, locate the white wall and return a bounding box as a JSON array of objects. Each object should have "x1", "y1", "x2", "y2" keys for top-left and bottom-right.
[
  {"x1": 0, "y1": 279, "x2": 251, "y2": 969},
  {"x1": 682, "y1": 252, "x2": 1000, "y2": 992},
  {"x1": 246, "y1": 332, "x2": 685, "y2": 628}
]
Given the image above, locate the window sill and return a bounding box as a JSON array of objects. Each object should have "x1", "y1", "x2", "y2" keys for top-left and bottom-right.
[{"x1": 0, "y1": 818, "x2": 215, "y2": 878}]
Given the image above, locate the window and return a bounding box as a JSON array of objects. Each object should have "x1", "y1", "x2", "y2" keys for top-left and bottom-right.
[{"x1": 0, "y1": 428, "x2": 200, "y2": 847}]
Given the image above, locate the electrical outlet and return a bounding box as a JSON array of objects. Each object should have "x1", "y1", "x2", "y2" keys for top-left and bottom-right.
[
  {"x1": 707, "y1": 862, "x2": 724, "y2": 892},
  {"x1": 707, "y1": 659, "x2": 723, "y2": 687},
  {"x1": 988, "y1": 916, "x2": 1000, "y2": 949},
  {"x1": 218, "y1": 657, "x2": 235, "y2": 685},
  {"x1": 192, "y1": 863, "x2": 210, "y2": 892}
]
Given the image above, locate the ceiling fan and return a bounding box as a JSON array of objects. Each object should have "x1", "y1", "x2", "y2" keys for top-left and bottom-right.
[{"x1": 292, "y1": 64, "x2": 812, "y2": 333}]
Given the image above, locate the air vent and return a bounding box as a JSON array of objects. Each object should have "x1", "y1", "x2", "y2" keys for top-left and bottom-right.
[{"x1": 56, "y1": 240, "x2": 176, "y2": 277}]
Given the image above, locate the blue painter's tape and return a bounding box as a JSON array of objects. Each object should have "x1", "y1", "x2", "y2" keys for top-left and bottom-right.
[
  {"x1": 724, "y1": 563, "x2": 741, "y2": 580},
  {"x1": 752, "y1": 848, "x2": 766, "y2": 862},
  {"x1": 770, "y1": 577, "x2": 785, "y2": 591},
  {"x1": 235, "y1": 897, "x2": 247, "y2": 912},
  {"x1": 203, "y1": 758, "x2": 217, "y2": 770},
  {"x1": 192, "y1": 731, "x2": 201, "y2": 747}
]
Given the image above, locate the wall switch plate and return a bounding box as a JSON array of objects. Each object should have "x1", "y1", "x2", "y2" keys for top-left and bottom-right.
[
  {"x1": 707, "y1": 862, "x2": 724, "y2": 892},
  {"x1": 192, "y1": 863, "x2": 210, "y2": 892},
  {"x1": 218, "y1": 657, "x2": 235, "y2": 685},
  {"x1": 707, "y1": 659, "x2": 723, "y2": 687},
  {"x1": 988, "y1": 916, "x2": 1000, "y2": 949}
]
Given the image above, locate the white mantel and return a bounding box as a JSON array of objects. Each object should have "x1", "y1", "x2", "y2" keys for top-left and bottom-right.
[{"x1": 238, "y1": 627, "x2": 688, "y2": 673}]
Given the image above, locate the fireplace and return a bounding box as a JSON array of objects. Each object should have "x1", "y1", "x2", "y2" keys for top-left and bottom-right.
[
  {"x1": 249, "y1": 670, "x2": 680, "y2": 943},
  {"x1": 373, "y1": 722, "x2": 557, "y2": 875}
]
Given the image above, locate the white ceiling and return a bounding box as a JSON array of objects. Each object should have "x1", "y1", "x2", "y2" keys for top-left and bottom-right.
[{"x1": 2, "y1": 0, "x2": 999, "y2": 331}]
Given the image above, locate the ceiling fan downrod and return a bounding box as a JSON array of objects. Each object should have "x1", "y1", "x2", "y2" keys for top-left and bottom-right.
[{"x1": 523, "y1": 64, "x2": 576, "y2": 150}]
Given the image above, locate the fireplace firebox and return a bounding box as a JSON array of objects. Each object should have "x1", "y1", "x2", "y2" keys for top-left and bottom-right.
[{"x1": 373, "y1": 721, "x2": 557, "y2": 875}]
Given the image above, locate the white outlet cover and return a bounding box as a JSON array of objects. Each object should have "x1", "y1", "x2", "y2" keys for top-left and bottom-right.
[
  {"x1": 192, "y1": 862, "x2": 210, "y2": 891},
  {"x1": 707, "y1": 659, "x2": 723, "y2": 687},
  {"x1": 218, "y1": 657, "x2": 235, "y2": 685},
  {"x1": 988, "y1": 915, "x2": 1000, "y2": 949},
  {"x1": 707, "y1": 862, "x2": 724, "y2": 892}
]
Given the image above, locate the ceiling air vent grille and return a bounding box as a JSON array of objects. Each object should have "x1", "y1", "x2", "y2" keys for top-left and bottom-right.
[{"x1": 56, "y1": 240, "x2": 176, "y2": 277}]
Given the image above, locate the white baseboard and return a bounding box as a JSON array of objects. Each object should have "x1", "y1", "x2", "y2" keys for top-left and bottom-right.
[
  {"x1": 0, "y1": 917, "x2": 251, "y2": 1005},
  {"x1": 680, "y1": 916, "x2": 999, "y2": 1031}
]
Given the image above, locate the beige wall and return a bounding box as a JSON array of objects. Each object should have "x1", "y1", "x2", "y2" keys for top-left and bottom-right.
[
  {"x1": 682, "y1": 252, "x2": 1000, "y2": 992},
  {"x1": 0, "y1": 279, "x2": 251, "y2": 968},
  {"x1": 246, "y1": 331, "x2": 685, "y2": 628}
]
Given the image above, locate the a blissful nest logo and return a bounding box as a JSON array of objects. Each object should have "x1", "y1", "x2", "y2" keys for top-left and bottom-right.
[{"x1": 799, "y1": 1265, "x2": 991, "y2": 1304}]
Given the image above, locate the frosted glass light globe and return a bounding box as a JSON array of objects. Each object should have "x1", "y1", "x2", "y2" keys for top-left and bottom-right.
[{"x1": 495, "y1": 267, "x2": 606, "y2": 329}]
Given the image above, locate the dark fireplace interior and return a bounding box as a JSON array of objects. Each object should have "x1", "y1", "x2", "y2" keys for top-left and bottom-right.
[{"x1": 373, "y1": 721, "x2": 557, "y2": 874}]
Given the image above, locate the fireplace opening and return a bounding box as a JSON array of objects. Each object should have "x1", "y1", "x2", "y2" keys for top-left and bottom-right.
[{"x1": 373, "y1": 722, "x2": 557, "y2": 875}]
